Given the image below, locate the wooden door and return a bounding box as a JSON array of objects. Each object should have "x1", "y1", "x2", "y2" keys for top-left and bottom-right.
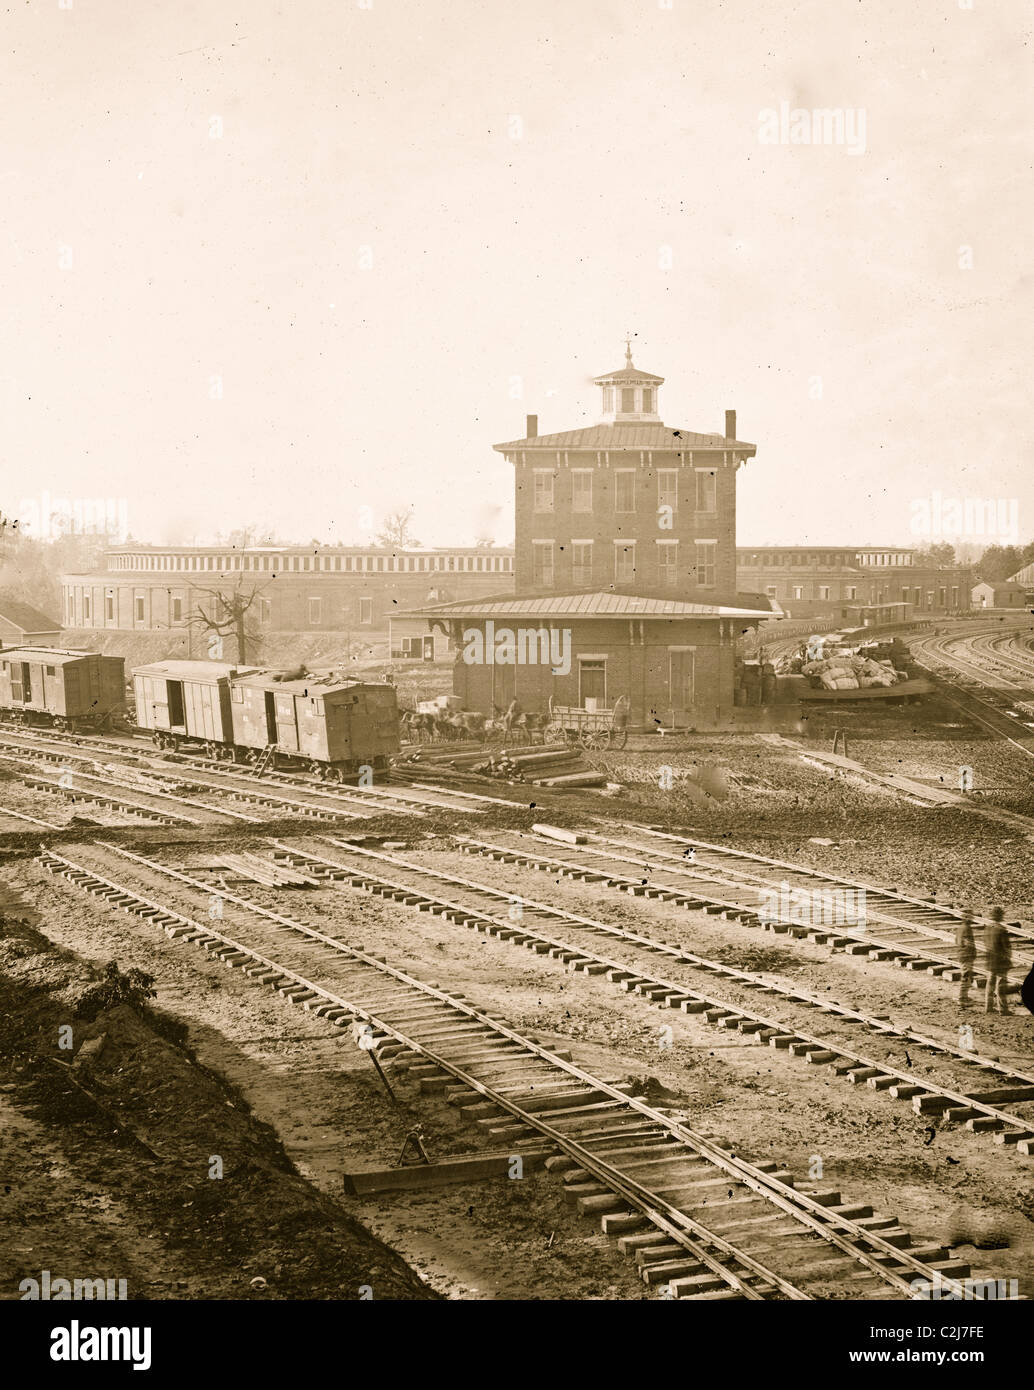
[
  {"x1": 274, "y1": 692, "x2": 298, "y2": 750},
  {"x1": 668, "y1": 651, "x2": 694, "y2": 715}
]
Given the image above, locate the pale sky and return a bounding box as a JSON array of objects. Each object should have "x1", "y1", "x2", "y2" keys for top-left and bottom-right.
[{"x1": 3, "y1": 0, "x2": 1031, "y2": 550}]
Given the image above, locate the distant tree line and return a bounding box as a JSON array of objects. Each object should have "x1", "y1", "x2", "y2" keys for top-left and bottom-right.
[{"x1": 909, "y1": 542, "x2": 1034, "y2": 582}]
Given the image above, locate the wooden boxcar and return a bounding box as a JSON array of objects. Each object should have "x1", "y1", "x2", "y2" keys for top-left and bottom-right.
[
  {"x1": 0, "y1": 647, "x2": 125, "y2": 730},
  {"x1": 229, "y1": 673, "x2": 400, "y2": 778},
  {"x1": 133, "y1": 660, "x2": 246, "y2": 755}
]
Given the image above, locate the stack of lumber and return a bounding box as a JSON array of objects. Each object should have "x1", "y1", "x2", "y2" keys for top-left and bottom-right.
[{"x1": 471, "y1": 744, "x2": 607, "y2": 789}]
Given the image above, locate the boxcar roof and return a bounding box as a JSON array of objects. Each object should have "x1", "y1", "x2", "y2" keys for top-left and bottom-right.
[
  {"x1": 0, "y1": 647, "x2": 97, "y2": 665},
  {"x1": 232, "y1": 673, "x2": 369, "y2": 696},
  {"x1": 133, "y1": 660, "x2": 251, "y2": 681}
]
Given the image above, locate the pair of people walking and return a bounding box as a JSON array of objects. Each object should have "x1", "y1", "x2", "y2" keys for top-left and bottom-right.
[{"x1": 957, "y1": 907, "x2": 1012, "y2": 1014}]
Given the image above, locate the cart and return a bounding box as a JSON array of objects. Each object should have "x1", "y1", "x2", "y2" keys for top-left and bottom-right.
[{"x1": 544, "y1": 695, "x2": 629, "y2": 750}]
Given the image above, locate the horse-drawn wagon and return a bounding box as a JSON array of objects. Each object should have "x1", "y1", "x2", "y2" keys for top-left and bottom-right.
[{"x1": 543, "y1": 695, "x2": 629, "y2": 749}]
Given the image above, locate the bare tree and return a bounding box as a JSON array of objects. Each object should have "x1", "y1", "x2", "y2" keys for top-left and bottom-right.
[
  {"x1": 375, "y1": 510, "x2": 420, "y2": 549},
  {"x1": 189, "y1": 574, "x2": 268, "y2": 665}
]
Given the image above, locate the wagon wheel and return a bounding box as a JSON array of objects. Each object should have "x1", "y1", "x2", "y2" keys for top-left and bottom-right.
[
  {"x1": 582, "y1": 729, "x2": 609, "y2": 751},
  {"x1": 611, "y1": 726, "x2": 628, "y2": 749},
  {"x1": 543, "y1": 723, "x2": 564, "y2": 745}
]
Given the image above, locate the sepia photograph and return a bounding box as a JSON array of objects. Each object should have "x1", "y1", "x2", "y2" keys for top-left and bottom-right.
[{"x1": 1, "y1": 0, "x2": 1031, "y2": 1370}]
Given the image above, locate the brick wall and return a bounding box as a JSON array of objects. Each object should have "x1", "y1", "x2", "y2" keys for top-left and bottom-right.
[
  {"x1": 513, "y1": 450, "x2": 737, "y2": 597},
  {"x1": 449, "y1": 616, "x2": 734, "y2": 728}
]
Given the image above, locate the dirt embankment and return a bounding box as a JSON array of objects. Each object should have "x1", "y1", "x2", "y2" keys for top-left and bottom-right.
[{"x1": 0, "y1": 912, "x2": 437, "y2": 1302}]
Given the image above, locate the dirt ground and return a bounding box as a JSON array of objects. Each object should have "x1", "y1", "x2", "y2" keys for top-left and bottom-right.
[{"x1": 2, "y1": 694, "x2": 1033, "y2": 1301}]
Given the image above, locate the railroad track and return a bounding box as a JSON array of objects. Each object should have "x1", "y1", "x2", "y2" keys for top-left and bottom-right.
[
  {"x1": 262, "y1": 836, "x2": 1034, "y2": 1153},
  {"x1": 36, "y1": 841, "x2": 996, "y2": 1300},
  {"x1": 910, "y1": 626, "x2": 1034, "y2": 757},
  {"x1": 0, "y1": 748, "x2": 269, "y2": 826},
  {"x1": 0, "y1": 735, "x2": 366, "y2": 825},
  {"x1": 0, "y1": 724, "x2": 516, "y2": 819},
  {"x1": 448, "y1": 823, "x2": 1034, "y2": 983}
]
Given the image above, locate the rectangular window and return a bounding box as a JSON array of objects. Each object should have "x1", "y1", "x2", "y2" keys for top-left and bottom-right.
[
  {"x1": 105, "y1": 596, "x2": 114, "y2": 620},
  {"x1": 135, "y1": 596, "x2": 145, "y2": 621},
  {"x1": 571, "y1": 541, "x2": 593, "y2": 587},
  {"x1": 83, "y1": 596, "x2": 92, "y2": 620},
  {"x1": 359, "y1": 597, "x2": 372, "y2": 624},
  {"x1": 695, "y1": 541, "x2": 716, "y2": 588},
  {"x1": 641, "y1": 388, "x2": 653, "y2": 414},
  {"x1": 621, "y1": 387, "x2": 636, "y2": 413},
  {"x1": 532, "y1": 541, "x2": 554, "y2": 588},
  {"x1": 308, "y1": 597, "x2": 322, "y2": 626},
  {"x1": 602, "y1": 386, "x2": 614, "y2": 413},
  {"x1": 765, "y1": 585, "x2": 777, "y2": 599},
  {"x1": 614, "y1": 541, "x2": 636, "y2": 583},
  {"x1": 845, "y1": 585, "x2": 857, "y2": 600},
  {"x1": 614, "y1": 470, "x2": 636, "y2": 512},
  {"x1": 172, "y1": 597, "x2": 183, "y2": 622},
  {"x1": 533, "y1": 471, "x2": 555, "y2": 513},
  {"x1": 657, "y1": 470, "x2": 678, "y2": 513},
  {"x1": 695, "y1": 470, "x2": 717, "y2": 512},
  {"x1": 818, "y1": 586, "x2": 831, "y2": 601},
  {"x1": 657, "y1": 541, "x2": 678, "y2": 587},
  {"x1": 792, "y1": 586, "x2": 804, "y2": 601},
  {"x1": 571, "y1": 470, "x2": 593, "y2": 513},
  {"x1": 46, "y1": 664, "x2": 56, "y2": 676}
]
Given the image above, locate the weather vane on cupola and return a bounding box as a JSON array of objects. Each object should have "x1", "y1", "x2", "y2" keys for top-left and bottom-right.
[{"x1": 624, "y1": 332, "x2": 635, "y2": 366}]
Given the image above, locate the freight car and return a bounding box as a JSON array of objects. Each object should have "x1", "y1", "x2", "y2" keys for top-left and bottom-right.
[
  {"x1": 0, "y1": 647, "x2": 126, "y2": 731},
  {"x1": 132, "y1": 660, "x2": 400, "y2": 779}
]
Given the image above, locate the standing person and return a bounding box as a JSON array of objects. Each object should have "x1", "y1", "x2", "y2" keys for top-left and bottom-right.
[
  {"x1": 956, "y1": 911, "x2": 976, "y2": 1008},
  {"x1": 984, "y1": 907, "x2": 1013, "y2": 1016},
  {"x1": 501, "y1": 698, "x2": 522, "y2": 739}
]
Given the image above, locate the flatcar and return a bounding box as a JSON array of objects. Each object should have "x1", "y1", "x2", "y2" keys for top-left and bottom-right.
[
  {"x1": 0, "y1": 647, "x2": 126, "y2": 731},
  {"x1": 132, "y1": 659, "x2": 400, "y2": 779}
]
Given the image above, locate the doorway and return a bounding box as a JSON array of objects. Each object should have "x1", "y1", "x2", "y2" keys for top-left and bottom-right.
[
  {"x1": 167, "y1": 680, "x2": 185, "y2": 728},
  {"x1": 11, "y1": 663, "x2": 31, "y2": 703},
  {"x1": 668, "y1": 650, "x2": 695, "y2": 716},
  {"x1": 578, "y1": 660, "x2": 607, "y2": 706},
  {"x1": 264, "y1": 690, "x2": 278, "y2": 744}
]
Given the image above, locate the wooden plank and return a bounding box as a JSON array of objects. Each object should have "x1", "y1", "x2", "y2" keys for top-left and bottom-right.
[{"x1": 342, "y1": 1148, "x2": 551, "y2": 1195}]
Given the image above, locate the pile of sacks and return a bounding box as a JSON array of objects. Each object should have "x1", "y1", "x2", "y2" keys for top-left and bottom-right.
[{"x1": 801, "y1": 654, "x2": 902, "y2": 690}]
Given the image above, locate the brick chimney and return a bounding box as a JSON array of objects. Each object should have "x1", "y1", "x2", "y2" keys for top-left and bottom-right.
[
  {"x1": 725, "y1": 409, "x2": 736, "y2": 440},
  {"x1": 526, "y1": 414, "x2": 538, "y2": 438}
]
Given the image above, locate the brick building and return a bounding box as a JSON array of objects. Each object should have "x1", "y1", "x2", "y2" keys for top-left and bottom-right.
[
  {"x1": 736, "y1": 547, "x2": 974, "y2": 619},
  {"x1": 61, "y1": 543, "x2": 514, "y2": 639},
  {"x1": 408, "y1": 346, "x2": 775, "y2": 729},
  {"x1": 499, "y1": 346, "x2": 746, "y2": 598}
]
